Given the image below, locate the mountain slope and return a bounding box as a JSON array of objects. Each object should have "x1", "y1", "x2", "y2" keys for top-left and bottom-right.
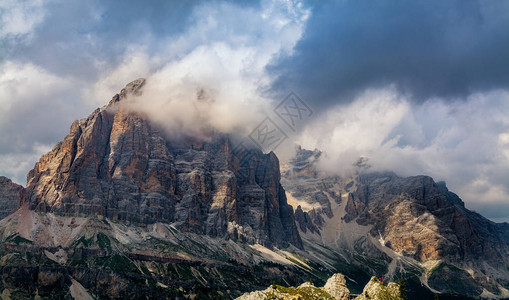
[
  {"x1": 281, "y1": 147, "x2": 509, "y2": 299},
  {"x1": 0, "y1": 79, "x2": 311, "y2": 299},
  {"x1": 0, "y1": 176, "x2": 23, "y2": 219},
  {"x1": 24, "y1": 78, "x2": 300, "y2": 249},
  {"x1": 1, "y1": 80, "x2": 509, "y2": 299}
]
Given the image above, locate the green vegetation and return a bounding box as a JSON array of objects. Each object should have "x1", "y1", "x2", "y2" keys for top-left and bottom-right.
[
  {"x1": 71, "y1": 235, "x2": 94, "y2": 248},
  {"x1": 489, "y1": 283, "x2": 501, "y2": 295},
  {"x1": 139, "y1": 262, "x2": 152, "y2": 275},
  {"x1": 96, "y1": 232, "x2": 111, "y2": 250},
  {"x1": 94, "y1": 254, "x2": 140, "y2": 273},
  {"x1": 68, "y1": 252, "x2": 88, "y2": 267},
  {"x1": 272, "y1": 284, "x2": 335, "y2": 300},
  {"x1": 428, "y1": 262, "x2": 463, "y2": 276},
  {"x1": 353, "y1": 253, "x2": 389, "y2": 275},
  {"x1": 145, "y1": 236, "x2": 184, "y2": 254},
  {"x1": 396, "y1": 279, "x2": 407, "y2": 300},
  {"x1": 4, "y1": 234, "x2": 33, "y2": 245}
]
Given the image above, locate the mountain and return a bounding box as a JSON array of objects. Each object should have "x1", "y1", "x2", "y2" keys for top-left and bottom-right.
[
  {"x1": 25, "y1": 78, "x2": 300, "y2": 249},
  {"x1": 1, "y1": 79, "x2": 509, "y2": 299},
  {"x1": 0, "y1": 176, "x2": 24, "y2": 219},
  {"x1": 0, "y1": 80, "x2": 308, "y2": 299},
  {"x1": 281, "y1": 147, "x2": 509, "y2": 299}
]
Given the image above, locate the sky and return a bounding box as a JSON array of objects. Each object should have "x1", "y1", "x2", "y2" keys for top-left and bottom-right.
[{"x1": 1, "y1": 0, "x2": 508, "y2": 222}]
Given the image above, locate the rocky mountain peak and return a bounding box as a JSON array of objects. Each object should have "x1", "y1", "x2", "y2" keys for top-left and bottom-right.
[
  {"x1": 281, "y1": 146, "x2": 322, "y2": 179},
  {"x1": 108, "y1": 78, "x2": 146, "y2": 106},
  {"x1": 355, "y1": 277, "x2": 403, "y2": 300},
  {"x1": 281, "y1": 147, "x2": 509, "y2": 298},
  {"x1": 323, "y1": 273, "x2": 349, "y2": 300},
  {"x1": 237, "y1": 273, "x2": 351, "y2": 300},
  {"x1": 23, "y1": 79, "x2": 301, "y2": 249}
]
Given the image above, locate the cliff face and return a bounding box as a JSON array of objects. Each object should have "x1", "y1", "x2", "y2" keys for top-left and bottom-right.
[
  {"x1": 344, "y1": 173, "x2": 509, "y2": 263},
  {"x1": 281, "y1": 147, "x2": 509, "y2": 298},
  {"x1": 24, "y1": 79, "x2": 301, "y2": 249},
  {"x1": 3, "y1": 79, "x2": 509, "y2": 298},
  {"x1": 0, "y1": 176, "x2": 24, "y2": 219}
]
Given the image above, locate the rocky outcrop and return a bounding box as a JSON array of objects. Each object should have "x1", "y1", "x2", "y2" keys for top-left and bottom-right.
[
  {"x1": 237, "y1": 274, "x2": 407, "y2": 300},
  {"x1": 0, "y1": 176, "x2": 24, "y2": 219},
  {"x1": 280, "y1": 147, "x2": 340, "y2": 234},
  {"x1": 294, "y1": 205, "x2": 320, "y2": 234},
  {"x1": 323, "y1": 273, "x2": 349, "y2": 300},
  {"x1": 24, "y1": 79, "x2": 301, "y2": 249},
  {"x1": 236, "y1": 277, "x2": 340, "y2": 300},
  {"x1": 354, "y1": 277, "x2": 403, "y2": 300},
  {"x1": 345, "y1": 173, "x2": 509, "y2": 264}
]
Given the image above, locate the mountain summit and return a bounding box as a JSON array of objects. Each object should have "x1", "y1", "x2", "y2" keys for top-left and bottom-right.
[
  {"x1": 25, "y1": 79, "x2": 301, "y2": 249},
  {"x1": 0, "y1": 80, "x2": 508, "y2": 299},
  {"x1": 281, "y1": 147, "x2": 509, "y2": 298}
]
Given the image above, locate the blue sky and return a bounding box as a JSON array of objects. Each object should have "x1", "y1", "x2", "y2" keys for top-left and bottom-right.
[{"x1": 1, "y1": 0, "x2": 509, "y2": 222}]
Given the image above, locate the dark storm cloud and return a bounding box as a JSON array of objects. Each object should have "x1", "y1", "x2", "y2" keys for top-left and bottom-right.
[{"x1": 268, "y1": 0, "x2": 509, "y2": 107}]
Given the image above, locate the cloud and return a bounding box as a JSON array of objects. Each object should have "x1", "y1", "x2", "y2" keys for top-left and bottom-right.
[
  {"x1": 0, "y1": 61, "x2": 93, "y2": 184},
  {"x1": 296, "y1": 87, "x2": 409, "y2": 175},
  {"x1": 297, "y1": 89, "x2": 509, "y2": 221},
  {"x1": 0, "y1": 0, "x2": 508, "y2": 223},
  {"x1": 0, "y1": 0, "x2": 310, "y2": 184},
  {"x1": 84, "y1": 48, "x2": 153, "y2": 106},
  {"x1": 0, "y1": 0, "x2": 48, "y2": 38},
  {"x1": 0, "y1": 143, "x2": 52, "y2": 185},
  {"x1": 268, "y1": 0, "x2": 509, "y2": 107},
  {"x1": 113, "y1": 0, "x2": 310, "y2": 139}
]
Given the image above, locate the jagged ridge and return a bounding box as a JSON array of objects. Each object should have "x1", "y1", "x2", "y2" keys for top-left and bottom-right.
[{"x1": 23, "y1": 79, "x2": 301, "y2": 249}]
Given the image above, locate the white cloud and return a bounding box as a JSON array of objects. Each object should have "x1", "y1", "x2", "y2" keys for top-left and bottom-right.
[
  {"x1": 298, "y1": 88, "x2": 509, "y2": 221},
  {"x1": 0, "y1": 0, "x2": 48, "y2": 38},
  {"x1": 91, "y1": 0, "x2": 310, "y2": 139},
  {"x1": 2, "y1": 0, "x2": 507, "y2": 223},
  {"x1": 0, "y1": 61, "x2": 90, "y2": 184},
  {"x1": 0, "y1": 143, "x2": 52, "y2": 185},
  {"x1": 83, "y1": 48, "x2": 153, "y2": 106},
  {"x1": 0, "y1": 61, "x2": 75, "y2": 124},
  {"x1": 0, "y1": 0, "x2": 311, "y2": 184},
  {"x1": 297, "y1": 87, "x2": 410, "y2": 175}
]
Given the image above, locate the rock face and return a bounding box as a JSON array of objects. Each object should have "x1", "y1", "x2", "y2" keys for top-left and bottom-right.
[
  {"x1": 281, "y1": 147, "x2": 509, "y2": 298},
  {"x1": 236, "y1": 276, "x2": 340, "y2": 300},
  {"x1": 345, "y1": 173, "x2": 509, "y2": 265},
  {"x1": 23, "y1": 79, "x2": 301, "y2": 249},
  {"x1": 0, "y1": 176, "x2": 24, "y2": 219},
  {"x1": 354, "y1": 277, "x2": 403, "y2": 300},
  {"x1": 281, "y1": 147, "x2": 340, "y2": 233},
  {"x1": 323, "y1": 273, "x2": 349, "y2": 300},
  {"x1": 3, "y1": 79, "x2": 509, "y2": 299},
  {"x1": 237, "y1": 273, "x2": 407, "y2": 300}
]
